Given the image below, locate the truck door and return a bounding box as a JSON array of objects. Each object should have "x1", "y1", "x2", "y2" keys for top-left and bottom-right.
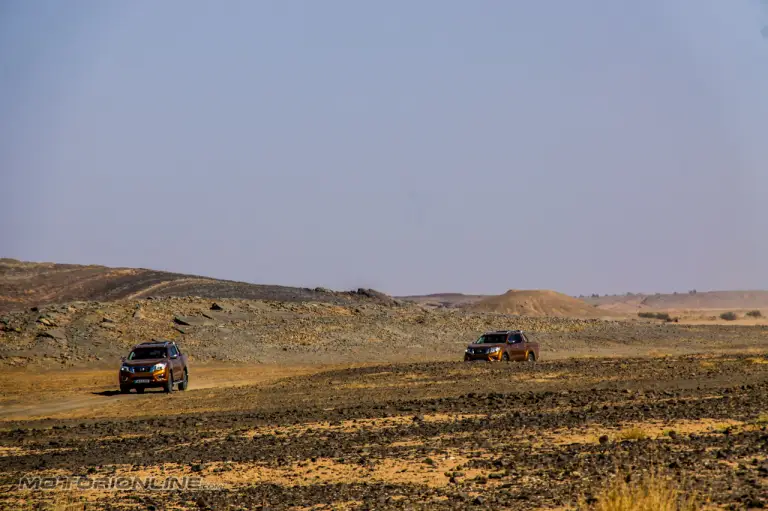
[
  {"x1": 507, "y1": 333, "x2": 526, "y2": 360},
  {"x1": 169, "y1": 345, "x2": 182, "y2": 381}
]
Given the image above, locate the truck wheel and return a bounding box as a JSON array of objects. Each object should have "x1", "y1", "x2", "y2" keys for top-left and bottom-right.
[
  {"x1": 502, "y1": 352, "x2": 510, "y2": 362},
  {"x1": 527, "y1": 352, "x2": 536, "y2": 363},
  {"x1": 119, "y1": 386, "x2": 130, "y2": 394},
  {"x1": 164, "y1": 371, "x2": 174, "y2": 393},
  {"x1": 136, "y1": 387, "x2": 145, "y2": 394},
  {"x1": 178, "y1": 369, "x2": 189, "y2": 391}
]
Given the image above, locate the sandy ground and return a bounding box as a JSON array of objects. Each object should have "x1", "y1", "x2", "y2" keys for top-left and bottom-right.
[{"x1": 0, "y1": 364, "x2": 362, "y2": 421}]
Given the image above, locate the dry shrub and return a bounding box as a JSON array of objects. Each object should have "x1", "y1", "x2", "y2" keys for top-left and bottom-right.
[
  {"x1": 638, "y1": 312, "x2": 672, "y2": 321},
  {"x1": 719, "y1": 312, "x2": 738, "y2": 321},
  {"x1": 18, "y1": 495, "x2": 89, "y2": 511},
  {"x1": 617, "y1": 427, "x2": 647, "y2": 441},
  {"x1": 581, "y1": 469, "x2": 702, "y2": 511},
  {"x1": 746, "y1": 310, "x2": 762, "y2": 318}
]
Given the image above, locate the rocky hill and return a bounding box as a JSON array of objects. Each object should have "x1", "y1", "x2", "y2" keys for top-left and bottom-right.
[
  {"x1": 0, "y1": 259, "x2": 396, "y2": 313},
  {"x1": 2, "y1": 294, "x2": 765, "y2": 369}
]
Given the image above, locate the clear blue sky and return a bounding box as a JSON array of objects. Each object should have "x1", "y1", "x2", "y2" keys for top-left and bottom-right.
[{"x1": 2, "y1": 1, "x2": 768, "y2": 296}]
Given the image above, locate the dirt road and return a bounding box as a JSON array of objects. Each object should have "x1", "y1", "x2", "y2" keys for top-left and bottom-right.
[{"x1": 0, "y1": 364, "x2": 354, "y2": 421}]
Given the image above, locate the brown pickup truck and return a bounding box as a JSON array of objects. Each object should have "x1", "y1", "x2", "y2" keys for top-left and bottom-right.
[
  {"x1": 464, "y1": 330, "x2": 539, "y2": 362},
  {"x1": 119, "y1": 340, "x2": 189, "y2": 394}
]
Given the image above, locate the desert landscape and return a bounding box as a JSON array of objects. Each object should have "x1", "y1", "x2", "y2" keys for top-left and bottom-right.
[{"x1": 1, "y1": 260, "x2": 768, "y2": 510}]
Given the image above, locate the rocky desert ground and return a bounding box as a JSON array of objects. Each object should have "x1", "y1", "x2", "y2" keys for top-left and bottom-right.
[{"x1": 1, "y1": 261, "x2": 768, "y2": 510}]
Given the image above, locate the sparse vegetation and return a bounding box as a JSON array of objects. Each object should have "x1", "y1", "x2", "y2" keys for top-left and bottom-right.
[
  {"x1": 617, "y1": 427, "x2": 648, "y2": 441},
  {"x1": 581, "y1": 469, "x2": 702, "y2": 511},
  {"x1": 720, "y1": 312, "x2": 738, "y2": 321},
  {"x1": 638, "y1": 312, "x2": 672, "y2": 321},
  {"x1": 746, "y1": 310, "x2": 762, "y2": 318}
]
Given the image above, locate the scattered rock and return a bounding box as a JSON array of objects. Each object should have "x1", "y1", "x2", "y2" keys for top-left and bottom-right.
[
  {"x1": 37, "y1": 317, "x2": 55, "y2": 327},
  {"x1": 37, "y1": 328, "x2": 66, "y2": 342}
]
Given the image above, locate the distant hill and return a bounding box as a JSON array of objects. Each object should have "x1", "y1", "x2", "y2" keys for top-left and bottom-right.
[
  {"x1": 467, "y1": 289, "x2": 617, "y2": 318},
  {"x1": 0, "y1": 259, "x2": 397, "y2": 313},
  {"x1": 583, "y1": 290, "x2": 768, "y2": 313}
]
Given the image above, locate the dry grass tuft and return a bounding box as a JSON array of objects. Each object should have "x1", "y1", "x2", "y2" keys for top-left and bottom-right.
[
  {"x1": 26, "y1": 495, "x2": 89, "y2": 511},
  {"x1": 581, "y1": 469, "x2": 702, "y2": 511},
  {"x1": 748, "y1": 357, "x2": 768, "y2": 365},
  {"x1": 616, "y1": 427, "x2": 648, "y2": 441}
]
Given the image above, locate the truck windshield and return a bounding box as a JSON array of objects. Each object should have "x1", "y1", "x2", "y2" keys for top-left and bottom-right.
[
  {"x1": 476, "y1": 334, "x2": 507, "y2": 344},
  {"x1": 129, "y1": 348, "x2": 167, "y2": 360}
]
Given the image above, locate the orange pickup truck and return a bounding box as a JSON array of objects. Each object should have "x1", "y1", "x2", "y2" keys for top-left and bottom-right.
[
  {"x1": 119, "y1": 340, "x2": 189, "y2": 394},
  {"x1": 464, "y1": 330, "x2": 539, "y2": 362}
]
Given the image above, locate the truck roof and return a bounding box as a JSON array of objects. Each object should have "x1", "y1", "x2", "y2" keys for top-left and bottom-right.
[{"x1": 133, "y1": 340, "x2": 174, "y2": 348}]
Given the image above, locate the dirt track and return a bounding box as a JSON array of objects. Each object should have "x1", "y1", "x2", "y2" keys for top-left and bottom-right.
[{"x1": 2, "y1": 354, "x2": 768, "y2": 510}]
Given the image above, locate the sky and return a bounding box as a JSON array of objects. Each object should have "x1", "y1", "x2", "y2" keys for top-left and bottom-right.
[{"x1": 2, "y1": 1, "x2": 768, "y2": 296}]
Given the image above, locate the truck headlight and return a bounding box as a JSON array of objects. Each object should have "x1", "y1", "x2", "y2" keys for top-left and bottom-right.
[
  {"x1": 151, "y1": 363, "x2": 167, "y2": 372},
  {"x1": 489, "y1": 347, "x2": 501, "y2": 353},
  {"x1": 121, "y1": 365, "x2": 131, "y2": 372}
]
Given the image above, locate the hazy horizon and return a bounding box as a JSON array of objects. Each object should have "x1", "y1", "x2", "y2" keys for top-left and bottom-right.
[{"x1": 3, "y1": 1, "x2": 768, "y2": 297}]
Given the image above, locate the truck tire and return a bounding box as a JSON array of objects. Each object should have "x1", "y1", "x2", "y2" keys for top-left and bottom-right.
[
  {"x1": 527, "y1": 352, "x2": 536, "y2": 362},
  {"x1": 164, "y1": 371, "x2": 174, "y2": 393},
  {"x1": 178, "y1": 368, "x2": 189, "y2": 391},
  {"x1": 502, "y1": 352, "x2": 510, "y2": 362}
]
